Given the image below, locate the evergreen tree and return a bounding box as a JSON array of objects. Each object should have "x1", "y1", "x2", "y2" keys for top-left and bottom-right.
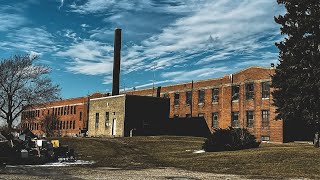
[{"x1": 272, "y1": 0, "x2": 320, "y2": 140}]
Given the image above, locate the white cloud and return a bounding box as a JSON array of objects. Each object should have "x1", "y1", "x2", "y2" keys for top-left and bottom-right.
[
  {"x1": 0, "y1": 8, "x2": 27, "y2": 31},
  {"x1": 0, "y1": 27, "x2": 57, "y2": 53},
  {"x1": 56, "y1": 40, "x2": 114, "y2": 75},
  {"x1": 161, "y1": 66, "x2": 230, "y2": 82}
]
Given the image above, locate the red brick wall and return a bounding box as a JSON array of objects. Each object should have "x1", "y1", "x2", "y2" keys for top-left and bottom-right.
[{"x1": 129, "y1": 67, "x2": 283, "y2": 143}]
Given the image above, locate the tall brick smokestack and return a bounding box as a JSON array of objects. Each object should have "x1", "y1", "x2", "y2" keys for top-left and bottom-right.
[{"x1": 112, "y1": 28, "x2": 121, "y2": 96}]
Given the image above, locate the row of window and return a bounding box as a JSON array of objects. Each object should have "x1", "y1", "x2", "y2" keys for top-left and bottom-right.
[
  {"x1": 231, "y1": 110, "x2": 270, "y2": 128},
  {"x1": 51, "y1": 105, "x2": 77, "y2": 116},
  {"x1": 95, "y1": 112, "x2": 115, "y2": 128},
  {"x1": 54, "y1": 120, "x2": 76, "y2": 130},
  {"x1": 174, "y1": 110, "x2": 270, "y2": 129},
  {"x1": 167, "y1": 82, "x2": 270, "y2": 105},
  {"x1": 24, "y1": 123, "x2": 40, "y2": 131},
  {"x1": 22, "y1": 110, "x2": 40, "y2": 118}
]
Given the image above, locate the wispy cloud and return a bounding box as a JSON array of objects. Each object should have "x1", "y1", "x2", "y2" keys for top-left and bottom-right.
[
  {"x1": 0, "y1": 7, "x2": 27, "y2": 31},
  {"x1": 56, "y1": 40, "x2": 114, "y2": 75},
  {"x1": 0, "y1": 27, "x2": 57, "y2": 53},
  {"x1": 161, "y1": 66, "x2": 230, "y2": 82},
  {"x1": 58, "y1": 0, "x2": 64, "y2": 10},
  {"x1": 61, "y1": 0, "x2": 283, "y2": 85}
]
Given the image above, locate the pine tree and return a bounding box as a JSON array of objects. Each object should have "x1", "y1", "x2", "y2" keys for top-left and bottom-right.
[{"x1": 272, "y1": 0, "x2": 320, "y2": 141}]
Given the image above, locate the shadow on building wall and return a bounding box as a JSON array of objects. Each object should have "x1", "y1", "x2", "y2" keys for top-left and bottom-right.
[{"x1": 283, "y1": 119, "x2": 314, "y2": 142}]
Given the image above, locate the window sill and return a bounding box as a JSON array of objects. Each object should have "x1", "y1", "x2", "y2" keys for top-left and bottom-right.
[
  {"x1": 232, "y1": 100, "x2": 239, "y2": 103},
  {"x1": 198, "y1": 103, "x2": 204, "y2": 106},
  {"x1": 174, "y1": 105, "x2": 180, "y2": 108},
  {"x1": 246, "y1": 99, "x2": 254, "y2": 101},
  {"x1": 212, "y1": 102, "x2": 218, "y2": 105},
  {"x1": 262, "y1": 98, "x2": 270, "y2": 100}
]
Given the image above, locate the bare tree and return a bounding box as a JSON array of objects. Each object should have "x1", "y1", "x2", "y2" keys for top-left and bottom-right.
[
  {"x1": 0, "y1": 55, "x2": 60, "y2": 129},
  {"x1": 41, "y1": 113, "x2": 60, "y2": 137}
]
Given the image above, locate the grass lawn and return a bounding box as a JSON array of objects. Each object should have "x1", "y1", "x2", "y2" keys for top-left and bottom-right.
[{"x1": 56, "y1": 136, "x2": 320, "y2": 179}]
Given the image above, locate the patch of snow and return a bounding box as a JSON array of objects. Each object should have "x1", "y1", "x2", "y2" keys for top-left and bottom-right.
[
  {"x1": 6, "y1": 160, "x2": 95, "y2": 167},
  {"x1": 193, "y1": 150, "x2": 205, "y2": 154}
]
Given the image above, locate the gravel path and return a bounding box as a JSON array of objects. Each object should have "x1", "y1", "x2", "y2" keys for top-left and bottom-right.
[{"x1": 0, "y1": 166, "x2": 246, "y2": 180}]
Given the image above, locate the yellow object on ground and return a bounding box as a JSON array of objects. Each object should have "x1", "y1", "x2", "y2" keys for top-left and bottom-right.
[{"x1": 51, "y1": 140, "x2": 59, "y2": 148}]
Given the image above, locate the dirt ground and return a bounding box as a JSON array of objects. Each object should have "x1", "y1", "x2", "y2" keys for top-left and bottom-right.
[{"x1": 0, "y1": 166, "x2": 246, "y2": 180}]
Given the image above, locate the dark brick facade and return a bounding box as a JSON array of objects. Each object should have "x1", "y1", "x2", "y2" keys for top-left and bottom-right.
[{"x1": 128, "y1": 66, "x2": 283, "y2": 143}]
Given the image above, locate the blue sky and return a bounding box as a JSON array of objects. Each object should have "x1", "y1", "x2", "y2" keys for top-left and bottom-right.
[{"x1": 0, "y1": 0, "x2": 284, "y2": 99}]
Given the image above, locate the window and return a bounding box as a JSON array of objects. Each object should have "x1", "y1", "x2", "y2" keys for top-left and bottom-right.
[
  {"x1": 70, "y1": 121, "x2": 72, "y2": 129},
  {"x1": 212, "y1": 88, "x2": 219, "y2": 103},
  {"x1": 186, "y1": 91, "x2": 192, "y2": 105},
  {"x1": 95, "y1": 113, "x2": 99, "y2": 128},
  {"x1": 79, "y1": 112, "x2": 82, "y2": 121},
  {"x1": 198, "y1": 90, "x2": 205, "y2": 104},
  {"x1": 246, "y1": 111, "x2": 254, "y2": 128},
  {"x1": 163, "y1": 93, "x2": 169, "y2": 99},
  {"x1": 262, "y1": 82, "x2": 270, "y2": 98},
  {"x1": 74, "y1": 106, "x2": 76, "y2": 114},
  {"x1": 66, "y1": 121, "x2": 69, "y2": 129},
  {"x1": 231, "y1": 112, "x2": 239, "y2": 127},
  {"x1": 232, "y1": 85, "x2": 240, "y2": 101},
  {"x1": 67, "y1": 106, "x2": 70, "y2": 115},
  {"x1": 261, "y1": 136, "x2": 270, "y2": 142},
  {"x1": 198, "y1": 113, "x2": 205, "y2": 117},
  {"x1": 186, "y1": 114, "x2": 192, "y2": 118},
  {"x1": 212, "y1": 112, "x2": 218, "y2": 128},
  {"x1": 262, "y1": 110, "x2": 270, "y2": 128},
  {"x1": 73, "y1": 120, "x2": 76, "y2": 129},
  {"x1": 63, "y1": 121, "x2": 66, "y2": 129},
  {"x1": 246, "y1": 83, "x2": 254, "y2": 100},
  {"x1": 105, "y1": 112, "x2": 110, "y2": 127},
  {"x1": 64, "y1": 106, "x2": 66, "y2": 115},
  {"x1": 174, "y1": 93, "x2": 180, "y2": 105},
  {"x1": 70, "y1": 106, "x2": 73, "y2": 114}
]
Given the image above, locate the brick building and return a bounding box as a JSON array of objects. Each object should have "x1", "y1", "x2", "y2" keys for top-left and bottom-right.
[
  {"x1": 127, "y1": 66, "x2": 283, "y2": 143},
  {"x1": 21, "y1": 66, "x2": 283, "y2": 143},
  {"x1": 21, "y1": 93, "x2": 108, "y2": 137}
]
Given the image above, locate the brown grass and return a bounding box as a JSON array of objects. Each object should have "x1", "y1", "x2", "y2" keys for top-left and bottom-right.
[{"x1": 55, "y1": 136, "x2": 320, "y2": 179}]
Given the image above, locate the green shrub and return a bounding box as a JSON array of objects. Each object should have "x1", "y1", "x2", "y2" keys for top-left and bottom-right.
[{"x1": 203, "y1": 127, "x2": 260, "y2": 152}]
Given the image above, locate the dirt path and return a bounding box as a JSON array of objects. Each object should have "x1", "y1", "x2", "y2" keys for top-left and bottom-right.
[{"x1": 1, "y1": 166, "x2": 246, "y2": 180}]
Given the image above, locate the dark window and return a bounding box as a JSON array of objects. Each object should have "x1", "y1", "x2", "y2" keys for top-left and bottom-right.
[
  {"x1": 58, "y1": 107, "x2": 60, "y2": 115},
  {"x1": 186, "y1": 114, "x2": 192, "y2": 118},
  {"x1": 198, "y1": 90, "x2": 205, "y2": 104},
  {"x1": 231, "y1": 112, "x2": 239, "y2": 127},
  {"x1": 95, "y1": 113, "x2": 99, "y2": 128},
  {"x1": 186, "y1": 91, "x2": 192, "y2": 105},
  {"x1": 64, "y1": 106, "x2": 66, "y2": 115},
  {"x1": 246, "y1": 111, "x2": 254, "y2": 128},
  {"x1": 262, "y1": 82, "x2": 270, "y2": 98},
  {"x1": 261, "y1": 136, "x2": 270, "y2": 142},
  {"x1": 70, "y1": 121, "x2": 72, "y2": 129},
  {"x1": 212, "y1": 112, "x2": 218, "y2": 128},
  {"x1": 70, "y1": 106, "x2": 73, "y2": 114},
  {"x1": 212, "y1": 88, "x2": 219, "y2": 103},
  {"x1": 198, "y1": 113, "x2": 205, "y2": 117},
  {"x1": 66, "y1": 121, "x2": 69, "y2": 129},
  {"x1": 246, "y1": 83, "x2": 254, "y2": 100},
  {"x1": 262, "y1": 110, "x2": 270, "y2": 128},
  {"x1": 74, "y1": 106, "x2": 76, "y2": 114},
  {"x1": 73, "y1": 120, "x2": 76, "y2": 129},
  {"x1": 232, "y1": 85, "x2": 240, "y2": 101},
  {"x1": 48, "y1": 110, "x2": 50, "y2": 115},
  {"x1": 174, "y1": 93, "x2": 180, "y2": 105},
  {"x1": 67, "y1": 106, "x2": 70, "y2": 115},
  {"x1": 63, "y1": 121, "x2": 66, "y2": 129},
  {"x1": 105, "y1": 112, "x2": 110, "y2": 127},
  {"x1": 79, "y1": 112, "x2": 82, "y2": 121}
]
